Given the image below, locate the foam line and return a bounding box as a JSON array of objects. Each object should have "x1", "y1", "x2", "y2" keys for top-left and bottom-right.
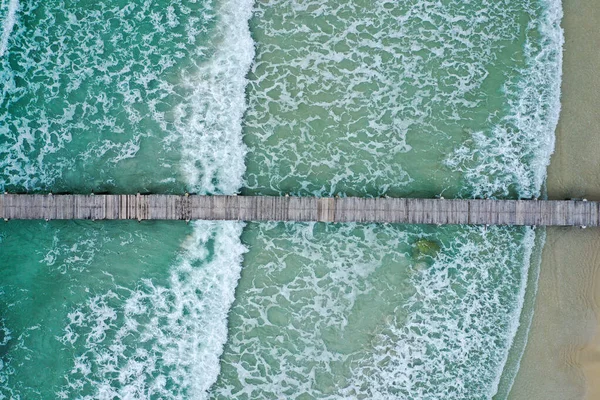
[
  {"x1": 177, "y1": 0, "x2": 255, "y2": 194},
  {"x1": 446, "y1": 0, "x2": 563, "y2": 199},
  {"x1": 0, "y1": 0, "x2": 18, "y2": 57},
  {"x1": 57, "y1": 222, "x2": 247, "y2": 399}
]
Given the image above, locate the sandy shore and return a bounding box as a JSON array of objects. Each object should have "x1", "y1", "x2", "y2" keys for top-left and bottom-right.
[{"x1": 508, "y1": 1, "x2": 600, "y2": 399}]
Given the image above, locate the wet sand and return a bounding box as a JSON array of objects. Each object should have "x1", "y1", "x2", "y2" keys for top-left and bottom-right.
[{"x1": 508, "y1": 1, "x2": 600, "y2": 399}]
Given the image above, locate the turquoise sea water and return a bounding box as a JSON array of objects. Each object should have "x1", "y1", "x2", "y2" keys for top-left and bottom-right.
[{"x1": 0, "y1": 0, "x2": 562, "y2": 399}]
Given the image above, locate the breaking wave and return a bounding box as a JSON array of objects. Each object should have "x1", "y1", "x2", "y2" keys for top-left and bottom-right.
[{"x1": 57, "y1": 222, "x2": 246, "y2": 400}]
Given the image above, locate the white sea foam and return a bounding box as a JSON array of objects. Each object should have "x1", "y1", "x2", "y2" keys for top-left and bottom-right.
[
  {"x1": 58, "y1": 221, "x2": 246, "y2": 400},
  {"x1": 0, "y1": 319, "x2": 10, "y2": 353},
  {"x1": 343, "y1": 227, "x2": 536, "y2": 399},
  {"x1": 0, "y1": 0, "x2": 18, "y2": 57},
  {"x1": 175, "y1": 0, "x2": 254, "y2": 194},
  {"x1": 39, "y1": 231, "x2": 99, "y2": 274}
]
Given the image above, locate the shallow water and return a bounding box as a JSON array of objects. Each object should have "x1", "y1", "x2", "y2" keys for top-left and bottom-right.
[
  {"x1": 0, "y1": 0, "x2": 562, "y2": 398},
  {"x1": 243, "y1": 0, "x2": 561, "y2": 200},
  {"x1": 213, "y1": 223, "x2": 537, "y2": 399}
]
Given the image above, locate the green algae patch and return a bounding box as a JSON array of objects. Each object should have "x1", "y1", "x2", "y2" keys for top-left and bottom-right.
[{"x1": 412, "y1": 239, "x2": 441, "y2": 260}]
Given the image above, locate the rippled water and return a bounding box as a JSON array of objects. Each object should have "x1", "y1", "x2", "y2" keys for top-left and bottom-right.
[
  {"x1": 243, "y1": 0, "x2": 561, "y2": 199},
  {"x1": 212, "y1": 223, "x2": 538, "y2": 399},
  {"x1": 0, "y1": 0, "x2": 251, "y2": 194},
  {"x1": 0, "y1": 0, "x2": 562, "y2": 398}
]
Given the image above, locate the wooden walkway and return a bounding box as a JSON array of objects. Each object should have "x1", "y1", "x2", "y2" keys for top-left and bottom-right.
[{"x1": 0, "y1": 194, "x2": 598, "y2": 226}]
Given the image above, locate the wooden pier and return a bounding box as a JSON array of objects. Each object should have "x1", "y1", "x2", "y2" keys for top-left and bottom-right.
[{"x1": 0, "y1": 194, "x2": 599, "y2": 226}]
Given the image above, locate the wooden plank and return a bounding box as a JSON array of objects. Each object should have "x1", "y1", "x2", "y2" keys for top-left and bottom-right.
[
  {"x1": 0, "y1": 194, "x2": 599, "y2": 226},
  {"x1": 317, "y1": 198, "x2": 335, "y2": 222}
]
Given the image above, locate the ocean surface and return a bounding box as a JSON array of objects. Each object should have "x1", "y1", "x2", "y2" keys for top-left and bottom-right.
[{"x1": 0, "y1": 0, "x2": 562, "y2": 399}]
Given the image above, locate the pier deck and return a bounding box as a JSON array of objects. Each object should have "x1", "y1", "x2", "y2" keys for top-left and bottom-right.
[{"x1": 0, "y1": 194, "x2": 598, "y2": 226}]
